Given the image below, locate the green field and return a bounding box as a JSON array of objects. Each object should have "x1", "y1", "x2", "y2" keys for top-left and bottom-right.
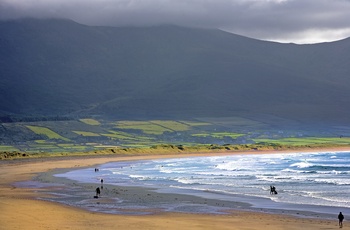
[
  {"x1": 26, "y1": 125, "x2": 70, "y2": 141},
  {"x1": 150, "y1": 120, "x2": 191, "y2": 131},
  {"x1": 0, "y1": 145, "x2": 20, "y2": 152},
  {"x1": 115, "y1": 120, "x2": 212, "y2": 134},
  {"x1": 180, "y1": 121, "x2": 210, "y2": 126},
  {"x1": 102, "y1": 131, "x2": 152, "y2": 141},
  {"x1": 23, "y1": 142, "x2": 92, "y2": 153},
  {"x1": 2, "y1": 117, "x2": 349, "y2": 154},
  {"x1": 79, "y1": 119, "x2": 101, "y2": 125},
  {"x1": 115, "y1": 121, "x2": 172, "y2": 134},
  {"x1": 73, "y1": 131, "x2": 100, "y2": 137},
  {"x1": 34, "y1": 140, "x2": 47, "y2": 144}
]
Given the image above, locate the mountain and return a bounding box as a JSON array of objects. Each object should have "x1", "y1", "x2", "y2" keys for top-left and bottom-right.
[{"x1": 1, "y1": 18, "x2": 350, "y2": 124}]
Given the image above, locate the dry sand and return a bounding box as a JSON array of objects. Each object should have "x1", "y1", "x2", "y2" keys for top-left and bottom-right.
[{"x1": 0, "y1": 150, "x2": 345, "y2": 230}]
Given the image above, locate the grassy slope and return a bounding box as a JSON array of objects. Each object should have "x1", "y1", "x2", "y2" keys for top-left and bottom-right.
[{"x1": 1, "y1": 19, "x2": 350, "y2": 123}]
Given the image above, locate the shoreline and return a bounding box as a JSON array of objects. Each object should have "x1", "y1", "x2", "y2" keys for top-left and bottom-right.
[
  {"x1": 40, "y1": 153, "x2": 347, "y2": 219},
  {"x1": 0, "y1": 148, "x2": 347, "y2": 229}
]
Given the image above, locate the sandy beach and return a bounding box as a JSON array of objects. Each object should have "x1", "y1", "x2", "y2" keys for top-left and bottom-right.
[{"x1": 0, "y1": 150, "x2": 346, "y2": 230}]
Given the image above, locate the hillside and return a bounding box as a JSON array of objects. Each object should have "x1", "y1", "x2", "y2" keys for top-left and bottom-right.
[{"x1": 1, "y1": 18, "x2": 350, "y2": 125}]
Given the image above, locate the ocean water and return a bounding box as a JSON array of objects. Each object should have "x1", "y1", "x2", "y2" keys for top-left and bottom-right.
[{"x1": 55, "y1": 151, "x2": 350, "y2": 214}]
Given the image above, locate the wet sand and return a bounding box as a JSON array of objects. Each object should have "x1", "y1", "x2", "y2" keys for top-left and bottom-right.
[{"x1": 0, "y1": 150, "x2": 345, "y2": 229}]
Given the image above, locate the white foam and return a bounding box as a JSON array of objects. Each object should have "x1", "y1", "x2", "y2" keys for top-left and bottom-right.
[
  {"x1": 290, "y1": 161, "x2": 313, "y2": 168},
  {"x1": 314, "y1": 178, "x2": 350, "y2": 185}
]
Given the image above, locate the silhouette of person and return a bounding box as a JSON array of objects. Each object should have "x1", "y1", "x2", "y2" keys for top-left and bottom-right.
[
  {"x1": 270, "y1": 186, "x2": 277, "y2": 195},
  {"x1": 338, "y1": 212, "x2": 344, "y2": 228},
  {"x1": 96, "y1": 187, "x2": 101, "y2": 197},
  {"x1": 100, "y1": 179, "x2": 104, "y2": 189}
]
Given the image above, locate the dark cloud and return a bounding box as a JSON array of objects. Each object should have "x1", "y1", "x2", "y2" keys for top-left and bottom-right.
[{"x1": 1, "y1": 0, "x2": 350, "y2": 43}]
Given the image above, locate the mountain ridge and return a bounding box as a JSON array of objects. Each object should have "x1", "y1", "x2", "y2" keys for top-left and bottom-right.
[{"x1": 1, "y1": 18, "x2": 350, "y2": 125}]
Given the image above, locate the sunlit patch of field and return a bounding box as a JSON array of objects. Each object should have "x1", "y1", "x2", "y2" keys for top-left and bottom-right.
[
  {"x1": 192, "y1": 132, "x2": 245, "y2": 139},
  {"x1": 34, "y1": 140, "x2": 47, "y2": 144},
  {"x1": 26, "y1": 125, "x2": 70, "y2": 141},
  {"x1": 73, "y1": 131, "x2": 100, "y2": 137},
  {"x1": 79, "y1": 118, "x2": 101, "y2": 125},
  {"x1": 180, "y1": 121, "x2": 210, "y2": 126},
  {"x1": 115, "y1": 121, "x2": 172, "y2": 134},
  {"x1": 253, "y1": 137, "x2": 350, "y2": 146}
]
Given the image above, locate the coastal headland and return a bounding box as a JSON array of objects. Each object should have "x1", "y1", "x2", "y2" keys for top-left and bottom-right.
[{"x1": 0, "y1": 149, "x2": 346, "y2": 230}]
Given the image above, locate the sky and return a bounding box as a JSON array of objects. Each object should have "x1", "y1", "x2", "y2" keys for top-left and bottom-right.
[{"x1": 1, "y1": 0, "x2": 350, "y2": 44}]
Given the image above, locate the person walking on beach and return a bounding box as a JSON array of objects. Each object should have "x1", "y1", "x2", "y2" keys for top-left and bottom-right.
[
  {"x1": 95, "y1": 187, "x2": 101, "y2": 197},
  {"x1": 338, "y1": 212, "x2": 344, "y2": 228}
]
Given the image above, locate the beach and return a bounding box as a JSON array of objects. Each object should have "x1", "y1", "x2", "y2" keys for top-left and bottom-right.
[{"x1": 0, "y1": 150, "x2": 345, "y2": 230}]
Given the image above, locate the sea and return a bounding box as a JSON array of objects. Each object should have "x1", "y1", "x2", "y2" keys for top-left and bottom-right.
[{"x1": 55, "y1": 151, "x2": 350, "y2": 216}]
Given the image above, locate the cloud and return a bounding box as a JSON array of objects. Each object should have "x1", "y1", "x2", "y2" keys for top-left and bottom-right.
[{"x1": 1, "y1": 0, "x2": 350, "y2": 43}]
